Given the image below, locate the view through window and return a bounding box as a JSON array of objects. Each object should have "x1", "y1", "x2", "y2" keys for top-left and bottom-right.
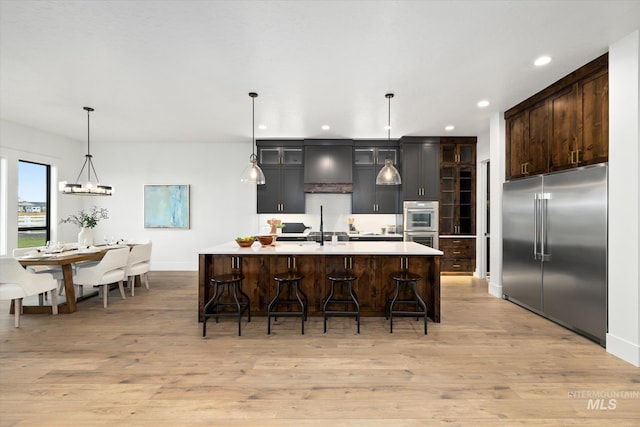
[{"x1": 18, "y1": 160, "x2": 50, "y2": 248}]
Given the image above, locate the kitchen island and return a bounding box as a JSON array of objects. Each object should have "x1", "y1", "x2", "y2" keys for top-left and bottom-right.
[{"x1": 198, "y1": 241, "x2": 443, "y2": 322}]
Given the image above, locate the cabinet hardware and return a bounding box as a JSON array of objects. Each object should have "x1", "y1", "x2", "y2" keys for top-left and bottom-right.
[
  {"x1": 453, "y1": 240, "x2": 461, "y2": 243},
  {"x1": 453, "y1": 264, "x2": 461, "y2": 268},
  {"x1": 453, "y1": 251, "x2": 461, "y2": 255}
]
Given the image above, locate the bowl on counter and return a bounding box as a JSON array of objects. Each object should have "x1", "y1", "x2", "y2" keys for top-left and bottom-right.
[
  {"x1": 235, "y1": 237, "x2": 255, "y2": 247},
  {"x1": 257, "y1": 235, "x2": 274, "y2": 246}
]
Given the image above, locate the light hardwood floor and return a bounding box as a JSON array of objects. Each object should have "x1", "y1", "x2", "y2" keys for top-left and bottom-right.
[{"x1": 1, "y1": 272, "x2": 638, "y2": 426}]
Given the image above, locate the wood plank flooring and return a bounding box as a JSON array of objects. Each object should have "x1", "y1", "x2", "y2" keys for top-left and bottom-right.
[{"x1": 1, "y1": 272, "x2": 638, "y2": 426}]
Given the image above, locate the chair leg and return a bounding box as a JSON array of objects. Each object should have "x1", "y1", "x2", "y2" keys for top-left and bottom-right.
[
  {"x1": 143, "y1": 273, "x2": 150, "y2": 290},
  {"x1": 38, "y1": 293, "x2": 44, "y2": 306},
  {"x1": 103, "y1": 285, "x2": 108, "y2": 308},
  {"x1": 129, "y1": 276, "x2": 135, "y2": 296},
  {"x1": 51, "y1": 291, "x2": 58, "y2": 315},
  {"x1": 118, "y1": 281, "x2": 126, "y2": 300},
  {"x1": 58, "y1": 279, "x2": 65, "y2": 296},
  {"x1": 14, "y1": 298, "x2": 22, "y2": 327}
]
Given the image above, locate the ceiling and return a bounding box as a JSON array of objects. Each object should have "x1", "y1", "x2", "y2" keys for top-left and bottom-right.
[{"x1": 1, "y1": 1, "x2": 639, "y2": 145}]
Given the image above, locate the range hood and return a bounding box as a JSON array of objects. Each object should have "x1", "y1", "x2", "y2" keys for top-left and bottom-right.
[{"x1": 304, "y1": 144, "x2": 353, "y2": 193}]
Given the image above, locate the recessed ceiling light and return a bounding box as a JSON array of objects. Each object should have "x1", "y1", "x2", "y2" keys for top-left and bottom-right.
[
  {"x1": 321, "y1": 125, "x2": 330, "y2": 131},
  {"x1": 445, "y1": 125, "x2": 455, "y2": 131},
  {"x1": 534, "y1": 55, "x2": 552, "y2": 66},
  {"x1": 258, "y1": 124, "x2": 267, "y2": 130},
  {"x1": 477, "y1": 100, "x2": 490, "y2": 108}
]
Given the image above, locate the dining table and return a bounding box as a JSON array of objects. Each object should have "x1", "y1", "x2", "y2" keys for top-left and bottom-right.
[{"x1": 16, "y1": 246, "x2": 122, "y2": 314}]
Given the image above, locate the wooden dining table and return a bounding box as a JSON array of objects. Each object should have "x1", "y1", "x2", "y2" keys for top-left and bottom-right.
[{"x1": 17, "y1": 248, "x2": 110, "y2": 314}]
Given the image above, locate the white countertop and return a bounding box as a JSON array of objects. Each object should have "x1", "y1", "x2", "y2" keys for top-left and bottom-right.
[{"x1": 200, "y1": 241, "x2": 443, "y2": 256}]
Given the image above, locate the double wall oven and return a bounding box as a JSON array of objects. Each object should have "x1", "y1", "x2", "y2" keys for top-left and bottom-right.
[{"x1": 403, "y1": 201, "x2": 439, "y2": 249}]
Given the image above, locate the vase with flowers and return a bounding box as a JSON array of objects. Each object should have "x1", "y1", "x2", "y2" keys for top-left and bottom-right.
[{"x1": 60, "y1": 206, "x2": 109, "y2": 246}]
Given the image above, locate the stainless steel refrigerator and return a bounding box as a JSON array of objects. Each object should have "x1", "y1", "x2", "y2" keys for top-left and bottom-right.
[{"x1": 502, "y1": 164, "x2": 607, "y2": 345}]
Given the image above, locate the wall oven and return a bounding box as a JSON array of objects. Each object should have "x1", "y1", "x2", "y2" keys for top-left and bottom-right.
[
  {"x1": 403, "y1": 201, "x2": 439, "y2": 248},
  {"x1": 404, "y1": 231, "x2": 439, "y2": 249}
]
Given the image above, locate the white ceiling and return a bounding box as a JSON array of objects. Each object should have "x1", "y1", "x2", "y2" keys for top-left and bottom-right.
[{"x1": 1, "y1": 0, "x2": 639, "y2": 145}]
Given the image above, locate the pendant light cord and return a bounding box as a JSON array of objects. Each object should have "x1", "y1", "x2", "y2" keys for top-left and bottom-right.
[
  {"x1": 386, "y1": 93, "x2": 394, "y2": 160},
  {"x1": 249, "y1": 92, "x2": 258, "y2": 160}
]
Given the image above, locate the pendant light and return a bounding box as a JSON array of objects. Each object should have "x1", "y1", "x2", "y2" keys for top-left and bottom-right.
[
  {"x1": 376, "y1": 93, "x2": 402, "y2": 185},
  {"x1": 240, "y1": 92, "x2": 266, "y2": 185},
  {"x1": 59, "y1": 107, "x2": 113, "y2": 195}
]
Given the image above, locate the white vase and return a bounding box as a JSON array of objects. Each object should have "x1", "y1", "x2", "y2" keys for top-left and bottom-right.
[{"x1": 78, "y1": 227, "x2": 94, "y2": 246}]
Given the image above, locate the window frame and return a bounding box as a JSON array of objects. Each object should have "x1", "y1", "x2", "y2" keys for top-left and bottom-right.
[{"x1": 17, "y1": 160, "x2": 51, "y2": 247}]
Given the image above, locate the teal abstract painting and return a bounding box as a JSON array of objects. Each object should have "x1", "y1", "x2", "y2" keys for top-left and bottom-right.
[{"x1": 144, "y1": 185, "x2": 190, "y2": 228}]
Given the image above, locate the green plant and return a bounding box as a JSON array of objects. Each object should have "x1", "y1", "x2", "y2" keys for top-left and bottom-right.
[{"x1": 60, "y1": 206, "x2": 109, "y2": 228}]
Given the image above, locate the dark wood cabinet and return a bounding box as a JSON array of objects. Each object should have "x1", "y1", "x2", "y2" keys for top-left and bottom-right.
[
  {"x1": 199, "y1": 252, "x2": 441, "y2": 322},
  {"x1": 439, "y1": 238, "x2": 476, "y2": 275},
  {"x1": 505, "y1": 54, "x2": 608, "y2": 180},
  {"x1": 352, "y1": 143, "x2": 400, "y2": 214},
  {"x1": 400, "y1": 137, "x2": 440, "y2": 201},
  {"x1": 256, "y1": 142, "x2": 305, "y2": 213},
  {"x1": 439, "y1": 138, "x2": 476, "y2": 236}
]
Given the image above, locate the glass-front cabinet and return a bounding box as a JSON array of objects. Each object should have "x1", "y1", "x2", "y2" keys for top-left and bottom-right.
[
  {"x1": 352, "y1": 142, "x2": 400, "y2": 214},
  {"x1": 256, "y1": 141, "x2": 305, "y2": 213},
  {"x1": 439, "y1": 137, "x2": 476, "y2": 235}
]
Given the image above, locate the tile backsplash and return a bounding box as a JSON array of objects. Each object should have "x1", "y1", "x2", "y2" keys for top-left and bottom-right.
[{"x1": 257, "y1": 194, "x2": 402, "y2": 234}]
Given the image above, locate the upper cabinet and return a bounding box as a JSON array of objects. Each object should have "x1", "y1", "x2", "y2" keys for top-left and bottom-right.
[
  {"x1": 439, "y1": 137, "x2": 476, "y2": 236},
  {"x1": 400, "y1": 137, "x2": 440, "y2": 201},
  {"x1": 256, "y1": 141, "x2": 305, "y2": 213},
  {"x1": 352, "y1": 141, "x2": 400, "y2": 214},
  {"x1": 505, "y1": 53, "x2": 608, "y2": 180}
]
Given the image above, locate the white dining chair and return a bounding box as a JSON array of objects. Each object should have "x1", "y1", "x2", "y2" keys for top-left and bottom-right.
[
  {"x1": 124, "y1": 242, "x2": 152, "y2": 296},
  {"x1": 0, "y1": 257, "x2": 59, "y2": 327},
  {"x1": 12, "y1": 248, "x2": 65, "y2": 300},
  {"x1": 73, "y1": 247, "x2": 129, "y2": 308}
]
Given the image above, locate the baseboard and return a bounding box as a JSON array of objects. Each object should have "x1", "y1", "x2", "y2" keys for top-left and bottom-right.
[
  {"x1": 488, "y1": 280, "x2": 502, "y2": 298},
  {"x1": 606, "y1": 333, "x2": 640, "y2": 367}
]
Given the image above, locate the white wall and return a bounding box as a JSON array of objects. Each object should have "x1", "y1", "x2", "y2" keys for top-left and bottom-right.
[
  {"x1": 488, "y1": 112, "x2": 505, "y2": 298},
  {"x1": 475, "y1": 130, "x2": 490, "y2": 278},
  {"x1": 607, "y1": 30, "x2": 640, "y2": 367}
]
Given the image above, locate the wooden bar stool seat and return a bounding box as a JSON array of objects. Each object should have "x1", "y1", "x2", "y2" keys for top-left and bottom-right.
[
  {"x1": 202, "y1": 272, "x2": 250, "y2": 337},
  {"x1": 268, "y1": 271, "x2": 307, "y2": 334},
  {"x1": 386, "y1": 271, "x2": 427, "y2": 334},
  {"x1": 323, "y1": 271, "x2": 360, "y2": 334}
]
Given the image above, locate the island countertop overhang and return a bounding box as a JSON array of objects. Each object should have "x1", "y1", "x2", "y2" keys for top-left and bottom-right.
[{"x1": 200, "y1": 241, "x2": 443, "y2": 256}]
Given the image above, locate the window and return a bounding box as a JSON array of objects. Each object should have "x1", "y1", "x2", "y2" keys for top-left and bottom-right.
[{"x1": 18, "y1": 160, "x2": 50, "y2": 248}]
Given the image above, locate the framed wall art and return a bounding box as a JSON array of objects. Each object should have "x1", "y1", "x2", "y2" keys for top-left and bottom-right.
[{"x1": 144, "y1": 184, "x2": 190, "y2": 229}]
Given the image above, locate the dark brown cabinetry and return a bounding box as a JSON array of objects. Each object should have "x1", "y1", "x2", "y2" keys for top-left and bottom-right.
[
  {"x1": 505, "y1": 54, "x2": 608, "y2": 180},
  {"x1": 439, "y1": 137, "x2": 476, "y2": 275},
  {"x1": 439, "y1": 137, "x2": 476, "y2": 236},
  {"x1": 199, "y1": 252, "x2": 441, "y2": 322},
  {"x1": 439, "y1": 238, "x2": 476, "y2": 274}
]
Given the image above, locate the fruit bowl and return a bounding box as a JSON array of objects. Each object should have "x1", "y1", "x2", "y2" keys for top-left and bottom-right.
[
  {"x1": 257, "y1": 235, "x2": 274, "y2": 246},
  {"x1": 235, "y1": 237, "x2": 255, "y2": 247}
]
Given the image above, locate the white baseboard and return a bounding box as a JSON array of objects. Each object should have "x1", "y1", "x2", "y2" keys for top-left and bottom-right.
[
  {"x1": 606, "y1": 333, "x2": 640, "y2": 367},
  {"x1": 488, "y1": 280, "x2": 502, "y2": 298}
]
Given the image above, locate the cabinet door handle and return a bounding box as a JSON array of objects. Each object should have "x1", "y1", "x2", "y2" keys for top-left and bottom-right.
[{"x1": 453, "y1": 251, "x2": 461, "y2": 255}]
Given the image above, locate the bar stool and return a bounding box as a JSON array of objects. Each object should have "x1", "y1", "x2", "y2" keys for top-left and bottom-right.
[
  {"x1": 386, "y1": 271, "x2": 427, "y2": 334},
  {"x1": 267, "y1": 271, "x2": 307, "y2": 334},
  {"x1": 323, "y1": 271, "x2": 360, "y2": 334},
  {"x1": 202, "y1": 272, "x2": 251, "y2": 337}
]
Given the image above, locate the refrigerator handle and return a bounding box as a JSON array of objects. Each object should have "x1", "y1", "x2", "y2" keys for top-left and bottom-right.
[
  {"x1": 534, "y1": 195, "x2": 539, "y2": 259},
  {"x1": 541, "y1": 193, "x2": 551, "y2": 260}
]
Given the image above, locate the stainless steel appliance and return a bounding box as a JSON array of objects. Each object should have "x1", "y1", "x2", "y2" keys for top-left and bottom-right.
[
  {"x1": 403, "y1": 201, "x2": 439, "y2": 249},
  {"x1": 403, "y1": 201, "x2": 438, "y2": 231},
  {"x1": 502, "y1": 164, "x2": 607, "y2": 345}
]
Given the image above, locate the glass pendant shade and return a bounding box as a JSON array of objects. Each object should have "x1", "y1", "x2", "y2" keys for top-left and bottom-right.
[
  {"x1": 240, "y1": 154, "x2": 266, "y2": 184},
  {"x1": 59, "y1": 106, "x2": 113, "y2": 196},
  {"x1": 376, "y1": 158, "x2": 402, "y2": 185}
]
